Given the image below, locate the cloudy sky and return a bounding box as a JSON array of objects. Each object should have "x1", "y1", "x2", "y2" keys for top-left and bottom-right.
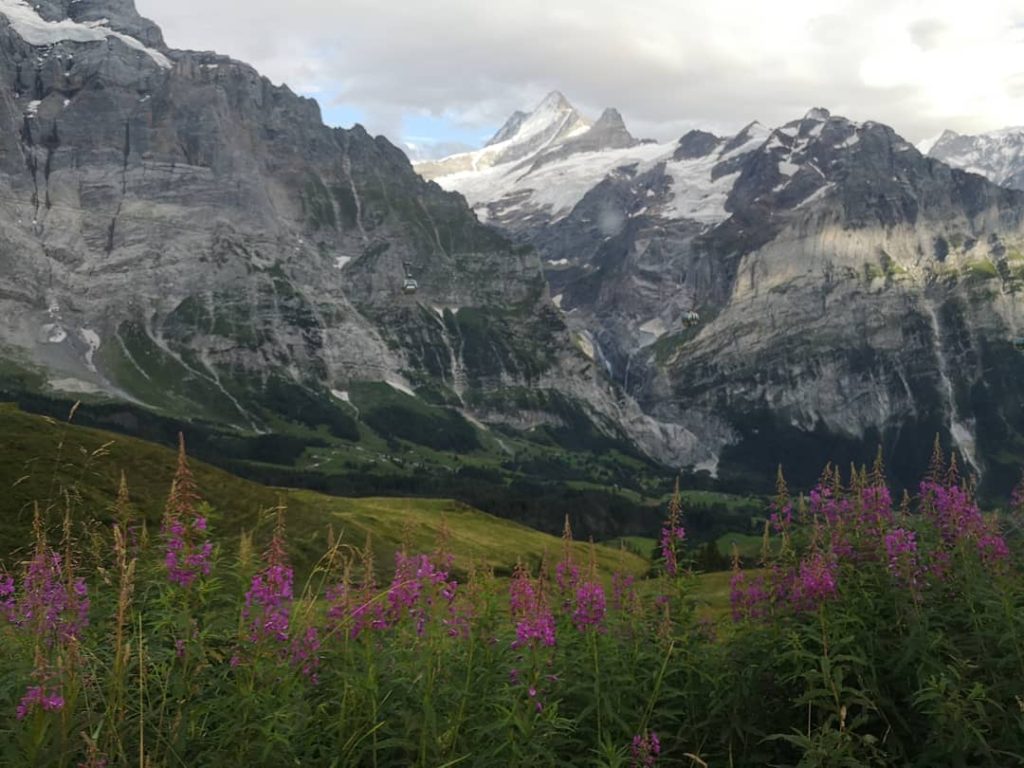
[{"x1": 136, "y1": 0, "x2": 1024, "y2": 156}]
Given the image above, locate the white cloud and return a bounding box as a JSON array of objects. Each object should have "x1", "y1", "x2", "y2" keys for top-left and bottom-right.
[{"x1": 135, "y1": 0, "x2": 1024, "y2": 145}]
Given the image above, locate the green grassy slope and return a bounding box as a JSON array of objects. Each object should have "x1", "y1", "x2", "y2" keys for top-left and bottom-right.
[{"x1": 0, "y1": 403, "x2": 646, "y2": 578}]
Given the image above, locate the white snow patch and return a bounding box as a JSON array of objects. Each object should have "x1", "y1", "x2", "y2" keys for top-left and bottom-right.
[
  {"x1": 795, "y1": 183, "x2": 835, "y2": 208},
  {"x1": 436, "y1": 140, "x2": 671, "y2": 222},
  {"x1": 25, "y1": 99, "x2": 41, "y2": 117},
  {"x1": 79, "y1": 328, "x2": 101, "y2": 371},
  {"x1": 778, "y1": 160, "x2": 800, "y2": 176},
  {"x1": 639, "y1": 318, "x2": 667, "y2": 338},
  {"x1": 0, "y1": 0, "x2": 172, "y2": 68},
  {"x1": 694, "y1": 455, "x2": 720, "y2": 478},
  {"x1": 331, "y1": 389, "x2": 350, "y2": 403},
  {"x1": 384, "y1": 378, "x2": 417, "y2": 398},
  {"x1": 334, "y1": 255, "x2": 352, "y2": 269},
  {"x1": 41, "y1": 323, "x2": 67, "y2": 344},
  {"x1": 548, "y1": 258, "x2": 571, "y2": 267},
  {"x1": 431, "y1": 117, "x2": 766, "y2": 227},
  {"x1": 552, "y1": 293, "x2": 564, "y2": 309}
]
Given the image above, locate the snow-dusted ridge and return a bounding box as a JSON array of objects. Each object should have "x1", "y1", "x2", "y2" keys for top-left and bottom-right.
[
  {"x1": 926, "y1": 127, "x2": 1024, "y2": 191},
  {"x1": 420, "y1": 95, "x2": 778, "y2": 230},
  {"x1": 0, "y1": 0, "x2": 171, "y2": 68}
]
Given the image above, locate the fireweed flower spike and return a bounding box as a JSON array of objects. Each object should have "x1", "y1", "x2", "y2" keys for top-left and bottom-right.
[
  {"x1": 884, "y1": 528, "x2": 919, "y2": 582},
  {"x1": 660, "y1": 480, "x2": 686, "y2": 577},
  {"x1": 572, "y1": 580, "x2": 606, "y2": 632},
  {"x1": 161, "y1": 434, "x2": 212, "y2": 587},
  {"x1": 15, "y1": 533, "x2": 89, "y2": 646},
  {"x1": 509, "y1": 562, "x2": 556, "y2": 649}
]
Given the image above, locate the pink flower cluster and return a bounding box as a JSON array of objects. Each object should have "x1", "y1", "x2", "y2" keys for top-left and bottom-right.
[
  {"x1": 386, "y1": 552, "x2": 459, "y2": 636},
  {"x1": 327, "y1": 551, "x2": 462, "y2": 641},
  {"x1": 6, "y1": 548, "x2": 89, "y2": 645},
  {"x1": 884, "y1": 527, "x2": 920, "y2": 588},
  {"x1": 16, "y1": 684, "x2": 64, "y2": 720},
  {"x1": 244, "y1": 563, "x2": 293, "y2": 643},
  {"x1": 571, "y1": 581, "x2": 606, "y2": 632},
  {"x1": 630, "y1": 731, "x2": 661, "y2": 767},
  {"x1": 920, "y1": 480, "x2": 1010, "y2": 566},
  {"x1": 659, "y1": 524, "x2": 686, "y2": 577},
  {"x1": 730, "y1": 458, "x2": 1014, "y2": 622},
  {"x1": 729, "y1": 570, "x2": 770, "y2": 622},
  {"x1": 163, "y1": 514, "x2": 212, "y2": 588},
  {"x1": 509, "y1": 565, "x2": 556, "y2": 649}
]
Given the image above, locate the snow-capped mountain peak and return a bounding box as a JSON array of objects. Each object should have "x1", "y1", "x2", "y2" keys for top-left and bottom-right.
[
  {"x1": 926, "y1": 127, "x2": 1024, "y2": 190},
  {"x1": 414, "y1": 91, "x2": 592, "y2": 178}
]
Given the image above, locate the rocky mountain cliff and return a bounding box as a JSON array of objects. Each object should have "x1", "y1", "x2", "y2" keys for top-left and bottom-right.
[
  {"x1": 429, "y1": 100, "x2": 1024, "y2": 494},
  {"x1": 925, "y1": 128, "x2": 1024, "y2": 191},
  {"x1": 0, "y1": 0, "x2": 682, "y2": 486},
  {"x1": 5, "y1": 2, "x2": 1024, "y2": 502}
]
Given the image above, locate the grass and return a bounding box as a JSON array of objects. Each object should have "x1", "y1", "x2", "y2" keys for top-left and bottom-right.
[
  {"x1": 716, "y1": 532, "x2": 767, "y2": 561},
  {"x1": 0, "y1": 402, "x2": 646, "y2": 579},
  {"x1": 963, "y1": 259, "x2": 999, "y2": 281}
]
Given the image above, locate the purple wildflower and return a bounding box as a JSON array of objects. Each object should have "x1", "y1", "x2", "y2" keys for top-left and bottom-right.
[
  {"x1": 555, "y1": 560, "x2": 581, "y2": 605},
  {"x1": 884, "y1": 528, "x2": 921, "y2": 589},
  {"x1": 630, "y1": 731, "x2": 661, "y2": 768},
  {"x1": 244, "y1": 563, "x2": 294, "y2": 644},
  {"x1": 572, "y1": 581, "x2": 606, "y2": 632},
  {"x1": 978, "y1": 532, "x2": 1011, "y2": 566},
  {"x1": 611, "y1": 572, "x2": 639, "y2": 616},
  {"x1": 16, "y1": 684, "x2": 64, "y2": 720},
  {"x1": 161, "y1": 436, "x2": 212, "y2": 588},
  {"x1": 14, "y1": 547, "x2": 89, "y2": 645},
  {"x1": 291, "y1": 626, "x2": 321, "y2": 684},
  {"x1": 386, "y1": 552, "x2": 458, "y2": 636},
  {"x1": 659, "y1": 524, "x2": 686, "y2": 577},
  {"x1": 729, "y1": 569, "x2": 769, "y2": 622},
  {"x1": 509, "y1": 564, "x2": 556, "y2": 649},
  {"x1": 790, "y1": 551, "x2": 838, "y2": 612},
  {"x1": 770, "y1": 504, "x2": 793, "y2": 536}
]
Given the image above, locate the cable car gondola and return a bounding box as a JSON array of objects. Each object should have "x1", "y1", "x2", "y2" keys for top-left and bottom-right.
[{"x1": 683, "y1": 310, "x2": 701, "y2": 328}]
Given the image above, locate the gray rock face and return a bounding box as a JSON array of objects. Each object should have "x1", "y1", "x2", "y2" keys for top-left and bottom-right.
[
  {"x1": 486, "y1": 110, "x2": 528, "y2": 147},
  {"x1": 927, "y1": 128, "x2": 1024, "y2": 191},
  {"x1": 0, "y1": 1, "x2": 633, "y2": 450},
  {"x1": 450, "y1": 101, "x2": 1024, "y2": 493},
  {"x1": 674, "y1": 130, "x2": 720, "y2": 160},
  {"x1": 525, "y1": 107, "x2": 641, "y2": 171}
]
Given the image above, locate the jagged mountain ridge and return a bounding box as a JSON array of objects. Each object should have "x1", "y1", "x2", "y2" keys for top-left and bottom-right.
[
  {"x1": 414, "y1": 91, "x2": 600, "y2": 180},
  {"x1": 0, "y1": 0, "x2": 687, "y2": 473},
  {"x1": 925, "y1": 128, "x2": 1024, "y2": 191},
  {"x1": 426, "y1": 98, "x2": 1024, "y2": 494}
]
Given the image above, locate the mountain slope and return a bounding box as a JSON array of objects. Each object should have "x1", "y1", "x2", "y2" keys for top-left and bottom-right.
[
  {"x1": 0, "y1": 402, "x2": 648, "y2": 577},
  {"x1": 0, "y1": 1, "x2": 674, "y2": 500},
  {"x1": 429, "y1": 101, "x2": 1024, "y2": 495},
  {"x1": 926, "y1": 128, "x2": 1024, "y2": 191}
]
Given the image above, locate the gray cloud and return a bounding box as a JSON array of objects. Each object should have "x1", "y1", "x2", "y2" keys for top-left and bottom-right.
[
  {"x1": 135, "y1": 0, "x2": 1024, "y2": 148},
  {"x1": 910, "y1": 19, "x2": 948, "y2": 51}
]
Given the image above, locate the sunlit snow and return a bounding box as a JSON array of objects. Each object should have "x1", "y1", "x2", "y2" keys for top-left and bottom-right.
[{"x1": 0, "y1": 0, "x2": 172, "y2": 69}]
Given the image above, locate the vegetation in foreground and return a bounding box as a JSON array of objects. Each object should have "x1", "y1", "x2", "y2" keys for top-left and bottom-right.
[{"x1": 3, "y1": 425, "x2": 1024, "y2": 766}]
